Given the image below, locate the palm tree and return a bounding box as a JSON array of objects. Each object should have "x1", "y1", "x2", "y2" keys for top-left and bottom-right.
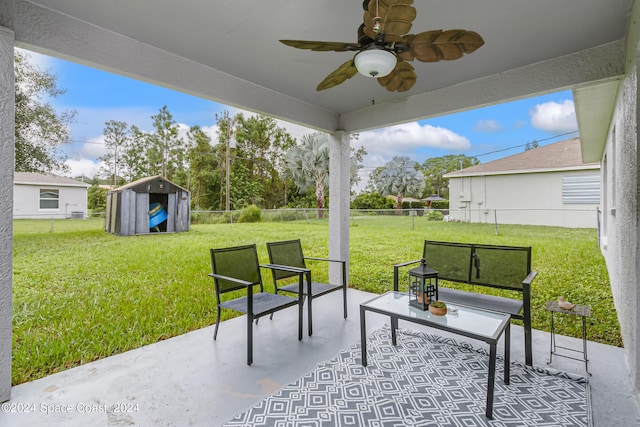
[
  {"x1": 285, "y1": 132, "x2": 330, "y2": 218},
  {"x1": 378, "y1": 156, "x2": 425, "y2": 209}
]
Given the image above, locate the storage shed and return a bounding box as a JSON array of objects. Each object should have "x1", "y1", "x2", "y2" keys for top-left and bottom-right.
[{"x1": 105, "y1": 176, "x2": 190, "y2": 236}]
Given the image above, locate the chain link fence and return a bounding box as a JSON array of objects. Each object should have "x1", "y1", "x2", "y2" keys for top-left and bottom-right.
[
  {"x1": 188, "y1": 207, "x2": 597, "y2": 230},
  {"x1": 28, "y1": 206, "x2": 596, "y2": 231}
]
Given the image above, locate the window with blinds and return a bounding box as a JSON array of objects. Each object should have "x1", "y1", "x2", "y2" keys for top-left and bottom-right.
[{"x1": 39, "y1": 189, "x2": 60, "y2": 209}]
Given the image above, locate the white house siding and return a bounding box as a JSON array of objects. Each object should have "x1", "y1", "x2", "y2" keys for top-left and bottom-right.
[
  {"x1": 597, "y1": 58, "x2": 640, "y2": 397},
  {"x1": 447, "y1": 168, "x2": 600, "y2": 228},
  {"x1": 13, "y1": 183, "x2": 89, "y2": 219}
]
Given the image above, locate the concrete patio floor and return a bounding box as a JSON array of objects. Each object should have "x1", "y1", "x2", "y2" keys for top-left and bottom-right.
[{"x1": 1, "y1": 288, "x2": 638, "y2": 426}]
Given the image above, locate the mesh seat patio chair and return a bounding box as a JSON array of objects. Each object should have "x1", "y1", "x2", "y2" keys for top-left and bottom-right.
[
  {"x1": 209, "y1": 244, "x2": 304, "y2": 365},
  {"x1": 266, "y1": 239, "x2": 347, "y2": 336}
]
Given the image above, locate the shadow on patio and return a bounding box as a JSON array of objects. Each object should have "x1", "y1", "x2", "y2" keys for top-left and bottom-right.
[{"x1": 1, "y1": 288, "x2": 638, "y2": 426}]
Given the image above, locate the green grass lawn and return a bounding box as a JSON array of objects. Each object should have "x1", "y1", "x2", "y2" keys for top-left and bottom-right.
[{"x1": 11, "y1": 216, "x2": 617, "y2": 385}]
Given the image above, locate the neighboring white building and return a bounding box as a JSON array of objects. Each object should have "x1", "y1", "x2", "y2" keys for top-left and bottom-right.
[
  {"x1": 445, "y1": 138, "x2": 600, "y2": 228},
  {"x1": 13, "y1": 172, "x2": 90, "y2": 219}
]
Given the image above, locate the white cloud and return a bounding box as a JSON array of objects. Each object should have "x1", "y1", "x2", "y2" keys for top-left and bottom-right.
[
  {"x1": 358, "y1": 122, "x2": 470, "y2": 159},
  {"x1": 275, "y1": 120, "x2": 316, "y2": 141},
  {"x1": 473, "y1": 119, "x2": 502, "y2": 132},
  {"x1": 64, "y1": 158, "x2": 102, "y2": 179},
  {"x1": 201, "y1": 125, "x2": 219, "y2": 142},
  {"x1": 352, "y1": 122, "x2": 470, "y2": 193},
  {"x1": 530, "y1": 100, "x2": 577, "y2": 133},
  {"x1": 176, "y1": 123, "x2": 191, "y2": 142},
  {"x1": 79, "y1": 135, "x2": 107, "y2": 158}
]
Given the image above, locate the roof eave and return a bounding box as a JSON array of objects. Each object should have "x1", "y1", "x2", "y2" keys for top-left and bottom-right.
[
  {"x1": 444, "y1": 164, "x2": 600, "y2": 178},
  {"x1": 574, "y1": 80, "x2": 621, "y2": 163},
  {"x1": 14, "y1": 181, "x2": 90, "y2": 188}
]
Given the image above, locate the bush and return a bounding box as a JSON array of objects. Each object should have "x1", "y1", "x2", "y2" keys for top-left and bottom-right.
[
  {"x1": 237, "y1": 205, "x2": 261, "y2": 223},
  {"x1": 191, "y1": 211, "x2": 230, "y2": 224},
  {"x1": 430, "y1": 200, "x2": 449, "y2": 210},
  {"x1": 261, "y1": 209, "x2": 310, "y2": 222},
  {"x1": 351, "y1": 192, "x2": 395, "y2": 209},
  {"x1": 191, "y1": 211, "x2": 210, "y2": 224},
  {"x1": 426, "y1": 210, "x2": 444, "y2": 221},
  {"x1": 402, "y1": 200, "x2": 425, "y2": 209}
]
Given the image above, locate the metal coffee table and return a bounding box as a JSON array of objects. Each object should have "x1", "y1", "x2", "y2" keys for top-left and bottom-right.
[{"x1": 360, "y1": 291, "x2": 511, "y2": 419}]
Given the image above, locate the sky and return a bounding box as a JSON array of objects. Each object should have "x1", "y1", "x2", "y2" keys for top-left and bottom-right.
[{"x1": 24, "y1": 49, "x2": 579, "y2": 192}]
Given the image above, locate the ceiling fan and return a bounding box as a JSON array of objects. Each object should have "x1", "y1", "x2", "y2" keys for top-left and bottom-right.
[{"x1": 280, "y1": 0, "x2": 484, "y2": 92}]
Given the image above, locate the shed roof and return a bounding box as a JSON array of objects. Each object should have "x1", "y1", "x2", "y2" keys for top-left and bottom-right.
[
  {"x1": 108, "y1": 176, "x2": 188, "y2": 193},
  {"x1": 13, "y1": 172, "x2": 90, "y2": 188},
  {"x1": 445, "y1": 138, "x2": 600, "y2": 178}
]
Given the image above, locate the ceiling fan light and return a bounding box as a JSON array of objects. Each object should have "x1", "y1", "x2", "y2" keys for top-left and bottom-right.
[{"x1": 354, "y1": 48, "x2": 396, "y2": 78}]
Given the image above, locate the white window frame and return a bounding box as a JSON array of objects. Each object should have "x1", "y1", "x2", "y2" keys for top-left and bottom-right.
[{"x1": 39, "y1": 188, "x2": 60, "y2": 210}]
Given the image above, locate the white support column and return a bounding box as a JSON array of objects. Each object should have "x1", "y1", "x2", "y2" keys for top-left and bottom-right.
[
  {"x1": 328, "y1": 131, "x2": 350, "y2": 285},
  {"x1": 0, "y1": 26, "x2": 14, "y2": 403}
]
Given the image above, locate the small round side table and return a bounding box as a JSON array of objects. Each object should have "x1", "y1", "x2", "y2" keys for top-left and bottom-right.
[{"x1": 545, "y1": 300, "x2": 591, "y2": 375}]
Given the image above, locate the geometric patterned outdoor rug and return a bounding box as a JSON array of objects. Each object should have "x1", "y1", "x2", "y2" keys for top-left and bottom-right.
[{"x1": 222, "y1": 327, "x2": 591, "y2": 427}]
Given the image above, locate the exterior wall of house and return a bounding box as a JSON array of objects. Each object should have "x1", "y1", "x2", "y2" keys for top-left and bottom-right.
[
  {"x1": 599, "y1": 55, "x2": 640, "y2": 398},
  {"x1": 0, "y1": 25, "x2": 14, "y2": 403},
  {"x1": 447, "y1": 169, "x2": 600, "y2": 228},
  {"x1": 13, "y1": 183, "x2": 88, "y2": 219}
]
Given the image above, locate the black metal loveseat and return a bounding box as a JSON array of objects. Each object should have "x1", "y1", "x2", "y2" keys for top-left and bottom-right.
[{"x1": 394, "y1": 240, "x2": 537, "y2": 365}]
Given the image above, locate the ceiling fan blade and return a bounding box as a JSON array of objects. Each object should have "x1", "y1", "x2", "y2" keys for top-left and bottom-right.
[
  {"x1": 316, "y1": 59, "x2": 359, "y2": 91},
  {"x1": 377, "y1": 60, "x2": 416, "y2": 92},
  {"x1": 397, "y1": 30, "x2": 485, "y2": 62},
  {"x1": 363, "y1": 0, "x2": 416, "y2": 42},
  {"x1": 280, "y1": 40, "x2": 360, "y2": 52}
]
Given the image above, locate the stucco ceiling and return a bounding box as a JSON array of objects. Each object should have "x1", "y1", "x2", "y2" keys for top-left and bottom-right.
[{"x1": 1, "y1": 0, "x2": 633, "y2": 136}]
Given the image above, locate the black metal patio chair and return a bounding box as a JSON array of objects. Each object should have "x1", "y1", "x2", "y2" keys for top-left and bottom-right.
[
  {"x1": 209, "y1": 244, "x2": 304, "y2": 365},
  {"x1": 266, "y1": 239, "x2": 347, "y2": 336}
]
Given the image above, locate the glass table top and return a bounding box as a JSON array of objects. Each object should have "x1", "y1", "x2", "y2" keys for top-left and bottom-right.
[{"x1": 362, "y1": 291, "x2": 510, "y2": 340}]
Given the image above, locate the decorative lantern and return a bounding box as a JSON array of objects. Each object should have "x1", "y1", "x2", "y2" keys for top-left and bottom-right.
[{"x1": 408, "y1": 259, "x2": 438, "y2": 311}]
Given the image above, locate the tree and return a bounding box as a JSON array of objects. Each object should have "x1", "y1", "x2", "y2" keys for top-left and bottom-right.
[
  {"x1": 233, "y1": 113, "x2": 296, "y2": 208},
  {"x1": 99, "y1": 120, "x2": 129, "y2": 186},
  {"x1": 364, "y1": 166, "x2": 385, "y2": 194},
  {"x1": 213, "y1": 112, "x2": 297, "y2": 210},
  {"x1": 186, "y1": 125, "x2": 219, "y2": 209},
  {"x1": 350, "y1": 145, "x2": 367, "y2": 193},
  {"x1": 284, "y1": 132, "x2": 330, "y2": 217},
  {"x1": 421, "y1": 154, "x2": 479, "y2": 199},
  {"x1": 215, "y1": 111, "x2": 236, "y2": 210},
  {"x1": 285, "y1": 133, "x2": 367, "y2": 215},
  {"x1": 375, "y1": 156, "x2": 425, "y2": 209},
  {"x1": 14, "y1": 50, "x2": 76, "y2": 172},
  {"x1": 148, "y1": 105, "x2": 182, "y2": 179},
  {"x1": 87, "y1": 184, "x2": 107, "y2": 212},
  {"x1": 120, "y1": 124, "x2": 150, "y2": 182}
]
